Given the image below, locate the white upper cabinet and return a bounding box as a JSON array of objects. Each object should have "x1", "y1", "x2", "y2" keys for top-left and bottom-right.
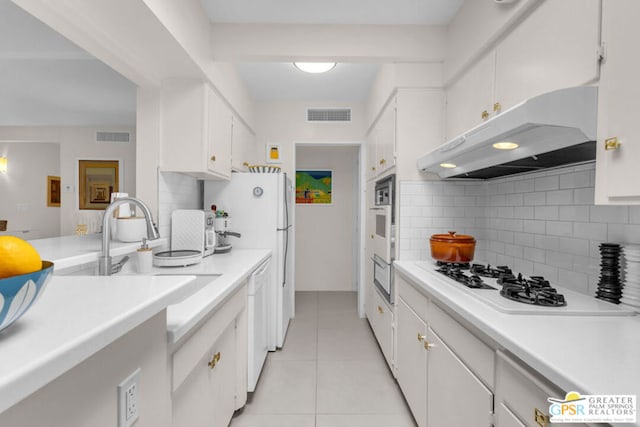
[
  {"x1": 367, "y1": 96, "x2": 397, "y2": 181},
  {"x1": 494, "y1": 0, "x2": 601, "y2": 111},
  {"x1": 231, "y1": 117, "x2": 256, "y2": 172},
  {"x1": 445, "y1": 52, "x2": 496, "y2": 140},
  {"x1": 595, "y1": 0, "x2": 640, "y2": 204},
  {"x1": 161, "y1": 80, "x2": 232, "y2": 180},
  {"x1": 445, "y1": 0, "x2": 601, "y2": 141}
]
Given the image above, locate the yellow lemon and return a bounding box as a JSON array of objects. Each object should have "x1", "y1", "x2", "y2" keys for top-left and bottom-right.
[{"x1": 0, "y1": 236, "x2": 42, "y2": 279}]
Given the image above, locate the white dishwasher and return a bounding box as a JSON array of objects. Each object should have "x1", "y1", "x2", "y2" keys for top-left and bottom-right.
[{"x1": 248, "y1": 258, "x2": 271, "y2": 392}]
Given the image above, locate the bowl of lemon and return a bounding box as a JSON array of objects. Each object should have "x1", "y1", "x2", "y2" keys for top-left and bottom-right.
[{"x1": 0, "y1": 236, "x2": 53, "y2": 332}]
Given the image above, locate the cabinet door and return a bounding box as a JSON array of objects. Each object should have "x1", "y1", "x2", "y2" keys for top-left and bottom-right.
[
  {"x1": 366, "y1": 130, "x2": 378, "y2": 180},
  {"x1": 207, "y1": 88, "x2": 232, "y2": 179},
  {"x1": 376, "y1": 99, "x2": 396, "y2": 175},
  {"x1": 595, "y1": 0, "x2": 640, "y2": 203},
  {"x1": 210, "y1": 321, "x2": 237, "y2": 427},
  {"x1": 232, "y1": 117, "x2": 255, "y2": 171},
  {"x1": 371, "y1": 290, "x2": 394, "y2": 370},
  {"x1": 427, "y1": 328, "x2": 493, "y2": 427},
  {"x1": 172, "y1": 322, "x2": 237, "y2": 427},
  {"x1": 494, "y1": 0, "x2": 601, "y2": 112},
  {"x1": 495, "y1": 402, "x2": 527, "y2": 427},
  {"x1": 396, "y1": 298, "x2": 427, "y2": 427},
  {"x1": 445, "y1": 52, "x2": 495, "y2": 140}
]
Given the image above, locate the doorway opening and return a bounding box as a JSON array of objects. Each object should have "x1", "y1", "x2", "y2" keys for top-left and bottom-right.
[{"x1": 293, "y1": 142, "x2": 365, "y2": 317}]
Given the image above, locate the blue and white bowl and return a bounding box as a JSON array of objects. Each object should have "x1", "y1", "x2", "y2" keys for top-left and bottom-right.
[{"x1": 0, "y1": 261, "x2": 54, "y2": 332}]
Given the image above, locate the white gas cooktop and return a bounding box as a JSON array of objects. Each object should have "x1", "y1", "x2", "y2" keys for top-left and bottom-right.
[{"x1": 415, "y1": 261, "x2": 635, "y2": 316}]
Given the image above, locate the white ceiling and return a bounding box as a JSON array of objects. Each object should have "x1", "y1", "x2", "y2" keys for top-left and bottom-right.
[
  {"x1": 201, "y1": 0, "x2": 463, "y2": 25},
  {"x1": 0, "y1": 0, "x2": 136, "y2": 127},
  {"x1": 1, "y1": 0, "x2": 465, "y2": 125},
  {"x1": 235, "y1": 62, "x2": 380, "y2": 102}
]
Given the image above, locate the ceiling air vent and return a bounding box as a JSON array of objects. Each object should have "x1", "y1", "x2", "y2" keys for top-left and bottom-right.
[
  {"x1": 96, "y1": 131, "x2": 130, "y2": 143},
  {"x1": 307, "y1": 108, "x2": 351, "y2": 122}
]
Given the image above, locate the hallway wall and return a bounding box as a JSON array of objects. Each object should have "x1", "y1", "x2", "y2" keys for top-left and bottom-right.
[{"x1": 295, "y1": 145, "x2": 359, "y2": 291}]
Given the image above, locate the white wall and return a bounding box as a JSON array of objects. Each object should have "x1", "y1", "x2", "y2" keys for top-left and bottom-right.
[
  {"x1": 0, "y1": 142, "x2": 60, "y2": 239},
  {"x1": 254, "y1": 100, "x2": 366, "y2": 176},
  {"x1": 398, "y1": 163, "x2": 640, "y2": 297},
  {"x1": 295, "y1": 145, "x2": 359, "y2": 291},
  {"x1": 157, "y1": 172, "x2": 203, "y2": 244},
  {"x1": 0, "y1": 126, "x2": 136, "y2": 236}
]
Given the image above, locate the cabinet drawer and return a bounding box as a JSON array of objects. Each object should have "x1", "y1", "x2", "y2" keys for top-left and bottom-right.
[
  {"x1": 172, "y1": 283, "x2": 246, "y2": 392},
  {"x1": 396, "y1": 272, "x2": 428, "y2": 321},
  {"x1": 496, "y1": 351, "x2": 589, "y2": 427},
  {"x1": 428, "y1": 301, "x2": 494, "y2": 389}
]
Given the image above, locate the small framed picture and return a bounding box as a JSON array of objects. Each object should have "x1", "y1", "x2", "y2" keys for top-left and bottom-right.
[{"x1": 266, "y1": 144, "x2": 282, "y2": 164}]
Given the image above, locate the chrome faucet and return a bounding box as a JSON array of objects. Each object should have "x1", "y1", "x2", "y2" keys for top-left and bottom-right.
[{"x1": 98, "y1": 197, "x2": 160, "y2": 276}]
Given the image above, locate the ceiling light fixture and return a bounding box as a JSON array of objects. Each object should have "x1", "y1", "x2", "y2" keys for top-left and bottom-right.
[
  {"x1": 440, "y1": 163, "x2": 456, "y2": 169},
  {"x1": 0, "y1": 157, "x2": 7, "y2": 173},
  {"x1": 293, "y1": 62, "x2": 337, "y2": 74},
  {"x1": 492, "y1": 142, "x2": 519, "y2": 150}
]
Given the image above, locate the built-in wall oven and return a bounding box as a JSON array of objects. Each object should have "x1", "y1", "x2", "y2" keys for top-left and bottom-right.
[{"x1": 371, "y1": 174, "x2": 395, "y2": 303}]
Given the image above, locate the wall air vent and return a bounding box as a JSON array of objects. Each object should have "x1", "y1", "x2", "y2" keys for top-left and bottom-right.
[
  {"x1": 96, "y1": 131, "x2": 130, "y2": 143},
  {"x1": 307, "y1": 108, "x2": 351, "y2": 122}
]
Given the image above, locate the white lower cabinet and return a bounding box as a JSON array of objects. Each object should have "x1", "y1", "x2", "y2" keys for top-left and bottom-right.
[
  {"x1": 172, "y1": 322, "x2": 237, "y2": 427},
  {"x1": 395, "y1": 273, "x2": 494, "y2": 427},
  {"x1": 171, "y1": 283, "x2": 247, "y2": 427},
  {"x1": 495, "y1": 352, "x2": 591, "y2": 427},
  {"x1": 369, "y1": 288, "x2": 394, "y2": 371},
  {"x1": 427, "y1": 328, "x2": 493, "y2": 426},
  {"x1": 396, "y1": 297, "x2": 427, "y2": 427}
]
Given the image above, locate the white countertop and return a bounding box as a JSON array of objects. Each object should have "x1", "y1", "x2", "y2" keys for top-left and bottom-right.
[
  {"x1": 0, "y1": 274, "x2": 199, "y2": 415},
  {"x1": 145, "y1": 249, "x2": 272, "y2": 347},
  {"x1": 1, "y1": 234, "x2": 269, "y2": 415},
  {"x1": 30, "y1": 234, "x2": 168, "y2": 270},
  {"x1": 395, "y1": 261, "x2": 640, "y2": 427}
]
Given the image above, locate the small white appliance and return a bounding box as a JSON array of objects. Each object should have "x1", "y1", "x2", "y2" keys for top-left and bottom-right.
[
  {"x1": 154, "y1": 210, "x2": 216, "y2": 267},
  {"x1": 205, "y1": 173, "x2": 294, "y2": 350},
  {"x1": 247, "y1": 258, "x2": 271, "y2": 392},
  {"x1": 171, "y1": 209, "x2": 216, "y2": 257}
]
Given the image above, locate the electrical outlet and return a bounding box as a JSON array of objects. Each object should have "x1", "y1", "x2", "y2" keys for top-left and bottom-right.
[{"x1": 118, "y1": 368, "x2": 141, "y2": 427}]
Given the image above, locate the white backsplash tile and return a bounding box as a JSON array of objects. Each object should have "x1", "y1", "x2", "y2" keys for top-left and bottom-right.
[
  {"x1": 158, "y1": 172, "x2": 202, "y2": 245},
  {"x1": 398, "y1": 163, "x2": 638, "y2": 297}
]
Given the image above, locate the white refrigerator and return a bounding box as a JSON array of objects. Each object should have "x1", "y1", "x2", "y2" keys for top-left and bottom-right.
[{"x1": 204, "y1": 173, "x2": 294, "y2": 349}]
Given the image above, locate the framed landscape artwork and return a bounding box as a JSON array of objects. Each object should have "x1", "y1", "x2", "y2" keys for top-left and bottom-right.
[{"x1": 295, "y1": 170, "x2": 332, "y2": 204}]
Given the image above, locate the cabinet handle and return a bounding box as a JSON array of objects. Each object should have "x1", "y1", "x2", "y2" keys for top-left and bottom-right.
[
  {"x1": 377, "y1": 305, "x2": 384, "y2": 314},
  {"x1": 423, "y1": 340, "x2": 434, "y2": 350},
  {"x1": 605, "y1": 137, "x2": 621, "y2": 151},
  {"x1": 493, "y1": 102, "x2": 502, "y2": 113},
  {"x1": 417, "y1": 333, "x2": 426, "y2": 342},
  {"x1": 371, "y1": 166, "x2": 376, "y2": 171},
  {"x1": 370, "y1": 234, "x2": 374, "y2": 239},
  {"x1": 481, "y1": 110, "x2": 489, "y2": 120},
  {"x1": 207, "y1": 351, "x2": 221, "y2": 369},
  {"x1": 534, "y1": 408, "x2": 549, "y2": 427},
  {"x1": 379, "y1": 158, "x2": 386, "y2": 165},
  {"x1": 210, "y1": 155, "x2": 217, "y2": 162}
]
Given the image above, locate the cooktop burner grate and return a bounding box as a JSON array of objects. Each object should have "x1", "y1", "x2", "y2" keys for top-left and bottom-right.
[
  {"x1": 434, "y1": 263, "x2": 568, "y2": 306},
  {"x1": 497, "y1": 273, "x2": 567, "y2": 307}
]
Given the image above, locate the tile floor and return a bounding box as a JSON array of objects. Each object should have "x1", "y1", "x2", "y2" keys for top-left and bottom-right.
[{"x1": 230, "y1": 291, "x2": 416, "y2": 427}]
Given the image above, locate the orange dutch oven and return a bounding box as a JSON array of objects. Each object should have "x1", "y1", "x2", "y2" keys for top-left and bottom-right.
[{"x1": 430, "y1": 231, "x2": 476, "y2": 263}]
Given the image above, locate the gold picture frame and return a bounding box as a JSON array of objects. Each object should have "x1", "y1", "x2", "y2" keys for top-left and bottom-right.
[
  {"x1": 47, "y1": 175, "x2": 61, "y2": 207},
  {"x1": 78, "y1": 160, "x2": 119, "y2": 210}
]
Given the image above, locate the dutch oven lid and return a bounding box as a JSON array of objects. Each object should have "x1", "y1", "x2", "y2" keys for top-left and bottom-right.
[{"x1": 430, "y1": 231, "x2": 476, "y2": 243}]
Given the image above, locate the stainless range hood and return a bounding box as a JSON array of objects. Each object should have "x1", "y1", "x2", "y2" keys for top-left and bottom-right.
[{"x1": 417, "y1": 86, "x2": 598, "y2": 179}]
